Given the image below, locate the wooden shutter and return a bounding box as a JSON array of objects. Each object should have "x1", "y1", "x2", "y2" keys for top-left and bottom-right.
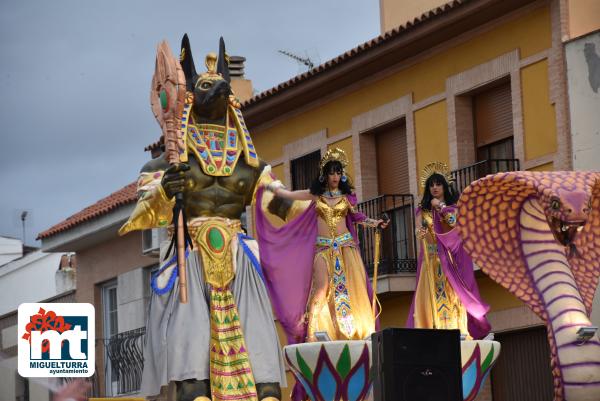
[
  {"x1": 491, "y1": 327, "x2": 554, "y2": 401},
  {"x1": 376, "y1": 123, "x2": 409, "y2": 195},
  {"x1": 474, "y1": 82, "x2": 513, "y2": 147},
  {"x1": 291, "y1": 150, "x2": 321, "y2": 190}
]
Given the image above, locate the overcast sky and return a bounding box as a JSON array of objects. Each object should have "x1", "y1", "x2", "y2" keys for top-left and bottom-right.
[{"x1": 0, "y1": 0, "x2": 380, "y2": 246}]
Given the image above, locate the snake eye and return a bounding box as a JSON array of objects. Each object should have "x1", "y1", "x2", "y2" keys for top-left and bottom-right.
[{"x1": 550, "y1": 198, "x2": 561, "y2": 211}]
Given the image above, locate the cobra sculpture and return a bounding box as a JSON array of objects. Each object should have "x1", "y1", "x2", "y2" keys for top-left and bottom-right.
[{"x1": 457, "y1": 171, "x2": 600, "y2": 401}]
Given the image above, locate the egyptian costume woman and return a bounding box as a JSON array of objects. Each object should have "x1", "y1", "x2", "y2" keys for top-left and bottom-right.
[
  {"x1": 407, "y1": 162, "x2": 491, "y2": 339},
  {"x1": 254, "y1": 148, "x2": 385, "y2": 345}
]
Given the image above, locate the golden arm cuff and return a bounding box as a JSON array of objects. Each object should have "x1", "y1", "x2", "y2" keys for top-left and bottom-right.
[{"x1": 118, "y1": 171, "x2": 175, "y2": 235}]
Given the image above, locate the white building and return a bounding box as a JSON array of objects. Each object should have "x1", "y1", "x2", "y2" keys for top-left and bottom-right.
[
  {"x1": 0, "y1": 236, "x2": 26, "y2": 266},
  {"x1": 0, "y1": 237, "x2": 75, "y2": 401}
]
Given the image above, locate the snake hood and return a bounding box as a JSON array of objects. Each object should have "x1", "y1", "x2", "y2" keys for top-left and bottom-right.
[{"x1": 458, "y1": 171, "x2": 600, "y2": 401}]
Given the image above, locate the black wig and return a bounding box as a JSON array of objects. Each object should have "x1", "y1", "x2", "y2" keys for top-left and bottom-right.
[
  {"x1": 309, "y1": 161, "x2": 354, "y2": 196},
  {"x1": 419, "y1": 173, "x2": 458, "y2": 211}
]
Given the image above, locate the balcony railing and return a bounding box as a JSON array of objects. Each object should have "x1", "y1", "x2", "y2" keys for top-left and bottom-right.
[
  {"x1": 103, "y1": 327, "x2": 145, "y2": 395},
  {"x1": 356, "y1": 194, "x2": 417, "y2": 275},
  {"x1": 450, "y1": 159, "x2": 520, "y2": 193}
]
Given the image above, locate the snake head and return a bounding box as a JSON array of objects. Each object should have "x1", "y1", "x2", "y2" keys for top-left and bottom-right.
[{"x1": 540, "y1": 188, "x2": 592, "y2": 246}]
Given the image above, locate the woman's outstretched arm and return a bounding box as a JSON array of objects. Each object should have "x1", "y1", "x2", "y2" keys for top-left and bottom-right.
[{"x1": 266, "y1": 180, "x2": 316, "y2": 201}]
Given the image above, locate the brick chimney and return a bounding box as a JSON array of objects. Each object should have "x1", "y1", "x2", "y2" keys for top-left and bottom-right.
[{"x1": 229, "y1": 56, "x2": 254, "y2": 103}]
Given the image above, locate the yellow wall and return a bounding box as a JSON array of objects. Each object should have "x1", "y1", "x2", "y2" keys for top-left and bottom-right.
[
  {"x1": 414, "y1": 101, "x2": 449, "y2": 192},
  {"x1": 271, "y1": 164, "x2": 285, "y2": 186},
  {"x1": 379, "y1": 0, "x2": 448, "y2": 34},
  {"x1": 568, "y1": 0, "x2": 600, "y2": 40},
  {"x1": 252, "y1": 6, "x2": 552, "y2": 163},
  {"x1": 527, "y1": 162, "x2": 554, "y2": 171},
  {"x1": 521, "y1": 59, "x2": 558, "y2": 161},
  {"x1": 328, "y1": 137, "x2": 355, "y2": 180},
  {"x1": 528, "y1": 161, "x2": 554, "y2": 171},
  {"x1": 476, "y1": 276, "x2": 524, "y2": 311},
  {"x1": 379, "y1": 294, "x2": 414, "y2": 328},
  {"x1": 249, "y1": 4, "x2": 556, "y2": 355}
]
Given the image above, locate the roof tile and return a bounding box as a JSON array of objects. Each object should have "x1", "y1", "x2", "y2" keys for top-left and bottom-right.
[
  {"x1": 37, "y1": 182, "x2": 138, "y2": 240},
  {"x1": 241, "y1": 0, "x2": 468, "y2": 109}
]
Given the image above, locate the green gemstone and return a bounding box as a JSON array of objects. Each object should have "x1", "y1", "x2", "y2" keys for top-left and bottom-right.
[
  {"x1": 159, "y1": 90, "x2": 167, "y2": 110},
  {"x1": 208, "y1": 227, "x2": 225, "y2": 251}
]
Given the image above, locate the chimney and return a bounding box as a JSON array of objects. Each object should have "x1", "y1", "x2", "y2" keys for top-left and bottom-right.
[
  {"x1": 69, "y1": 254, "x2": 78, "y2": 271},
  {"x1": 59, "y1": 254, "x2": 70, "y2": 270},
  {"x1": 228, "y1": 56, "x2": 254, "y2": 103}
]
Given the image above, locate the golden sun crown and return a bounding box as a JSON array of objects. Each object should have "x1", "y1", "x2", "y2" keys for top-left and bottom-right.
[
  {"x1": 320, "y1": 148, "x2": 349, "y2": 171},
  {"x1": 420, "y1": 161, "x2": 453, "y2": 189}
]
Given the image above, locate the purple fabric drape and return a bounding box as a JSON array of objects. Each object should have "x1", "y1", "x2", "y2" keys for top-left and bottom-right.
[
  {"x1": 407, "y1": 205, "x2": 491, "y2": 339},
  {"x1": 254, "y1": 188, "x2": 377, "y2": 343},
  {"x1": 254, "y1": 187, "x2": 317, "y2": 344},
  {"x1": 255, "y1": 189, "x2": 380, "y2": 401}
]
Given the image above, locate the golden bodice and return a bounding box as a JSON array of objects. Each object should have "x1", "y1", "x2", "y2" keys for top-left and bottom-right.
[{"x1": 316, "y1": 196, "x2": 351, "y2": 237}]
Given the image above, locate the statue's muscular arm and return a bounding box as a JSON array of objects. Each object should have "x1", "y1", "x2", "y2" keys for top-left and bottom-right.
[{"x1": 140, "y1": 155, "x2": 290, "y2": 220}]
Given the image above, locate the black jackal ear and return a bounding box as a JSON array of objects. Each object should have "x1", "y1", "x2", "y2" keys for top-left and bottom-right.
[
  {"x1": 217, "y1": 37, "x2": 230, "y2": 83},
  {"x1": 180, "y1": 34, "x2": 197, "y2": 91}
]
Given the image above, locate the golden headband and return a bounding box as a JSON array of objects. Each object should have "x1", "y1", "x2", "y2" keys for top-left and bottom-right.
[
  {"x1": 420, "y1": 161, "x2": 453, "y2": 189},
  {"x1": 319, "y1": 148, "x2": 349, "y2": 171}
]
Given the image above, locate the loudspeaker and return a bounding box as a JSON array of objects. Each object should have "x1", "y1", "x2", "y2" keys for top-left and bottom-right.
[{"x1": 372, "y1": 328, "x2": 463, "y2": 401}]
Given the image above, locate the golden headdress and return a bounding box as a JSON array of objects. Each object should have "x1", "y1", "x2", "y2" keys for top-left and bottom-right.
[
  {"x1": 195, "y1": 52, "x2": 231, "y2": 82},
  {"x1": 319, "y1": 148, "x2": 349, "y2": 171},
  {"x1": 420, "y1": 161, "x2": 453, "y2": 189}
]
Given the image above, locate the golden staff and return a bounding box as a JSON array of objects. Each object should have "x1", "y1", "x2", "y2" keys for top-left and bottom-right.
[
  {"x1": 371, "y1": 229, "x2": 381, "y2": 317},
  {"x1": 150, "y1": 41, "x2": 189, "y2": 303},
  {"x1": 371, "y1": 213, "x2": 388, "y2": 318}
]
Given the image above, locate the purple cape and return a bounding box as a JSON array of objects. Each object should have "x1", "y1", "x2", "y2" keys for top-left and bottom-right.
[
  {"x1": 407, "y1": 205, "x2": 491, "y2": 339},
  {"x1": 254, "y1": 188, "x2": 378, "y2": 344}
]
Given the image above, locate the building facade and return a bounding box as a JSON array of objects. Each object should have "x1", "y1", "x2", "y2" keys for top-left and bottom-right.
[
  {"x1": 34, "y1": 1, "x2": 600, "y2": 400},
  {"x1": 241, "y1": 0, "x2": 600, "y2": 399},
  {"x1": 38, "y1": 183, "x2": 158, "y2": 399},
  {"x1": 0, "y1": 239, "x2": 75, "y2": 401}
]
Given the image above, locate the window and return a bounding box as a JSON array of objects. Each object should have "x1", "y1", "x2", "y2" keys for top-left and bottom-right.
[
  {"x1": 473, "y1": 82, "x2": 514, "y2": 162},
  {"x1": 102, "y1": 281, "x2": 118, "y2": 396},
  {"x1": 375, "y1": 120, "x2": 409, "y2": 195},
  {"x1": 477, "y1": 137, "x2": 514, "y2": 160},
  {"x1": 290, "y1": 150, "x2": 321, "y2": 190},
  {"x1": 372, "y1": 120, "x2": 415, "y2": 272}
]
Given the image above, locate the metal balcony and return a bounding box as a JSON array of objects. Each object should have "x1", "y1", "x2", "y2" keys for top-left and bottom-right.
[
  {"x1": 450, "y1": 159, "x2": 520, "y2": 193},
  {"x1": 103, "y1": 327, "x2": 145, "y2": 395},
  {"x1": 356, "y1": 194, "x2": 417, "y2": 276}
]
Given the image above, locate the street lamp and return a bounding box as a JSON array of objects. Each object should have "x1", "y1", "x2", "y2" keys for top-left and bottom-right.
[{"x1": 21, "y1": 211, "x2": 28, "y2": 245}]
